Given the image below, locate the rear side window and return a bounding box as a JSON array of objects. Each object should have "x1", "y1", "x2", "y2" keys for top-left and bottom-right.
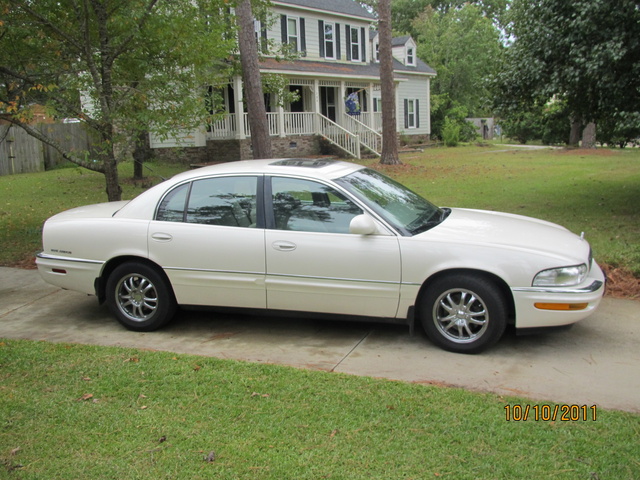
[
  {"x1": 156, "y1": 183, "x2": 189, "y2": 222},
  {"x1": 156, "y1": 176, "x2": 258, "y2": 228}
]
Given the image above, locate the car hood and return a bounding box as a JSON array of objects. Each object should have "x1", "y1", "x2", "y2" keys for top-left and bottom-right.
[
  {"x1": 46, "y1": 201, "x2": 130, "y2": 222},
  {"x1": 419, "y1": 208, "x2": 590, "y2": 263}
]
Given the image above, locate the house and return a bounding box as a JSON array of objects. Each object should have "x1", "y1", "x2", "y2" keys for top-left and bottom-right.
[{"x1": 150, "y1": 0, "x2": 436, "y2": 162}]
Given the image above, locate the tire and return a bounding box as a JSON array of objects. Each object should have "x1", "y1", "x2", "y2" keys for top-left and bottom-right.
[
  {"x1": 420, "y1": 274, "x2": 507, "y2": 354},
  {"x1": 106, "y1": 262, "x2": 177, "y2": 332}
]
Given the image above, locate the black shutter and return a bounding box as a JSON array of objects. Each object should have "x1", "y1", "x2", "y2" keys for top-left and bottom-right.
[
  {"x1": 300, "y1": 18, "x2": 306, "y2": 55},
  {"x1": 415, "y1": 100, "x2": 420, "y2": 128},
  {"x1": 336, "y1": 23, "x2": 341, "y2": 59},
  {"x1": 318, "y1": 20, "x2": 325, "y2": 57},
  {"x1": 261, "y1": 22, "x2": 268, "y2": 54},
  {"x1": 360, "y1": 27, "x2": 366, "y2": 61},
  {"x1": 281, "y1": 15, "x2": 287, "y2": 44},
  {"x1": 345, "y1": 25, "x2": 351, "y2": 61},
  {"x1": 404, "y1": 99, "x2": 409, "y2": 129}
]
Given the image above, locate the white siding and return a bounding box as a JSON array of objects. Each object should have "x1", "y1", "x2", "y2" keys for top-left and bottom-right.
[
  {"x1": 269, "y1": 6, "x2": 371, "y2": 63},
  {"x1": 396, "y1": 76, "x2": 431, "y2": 136}
]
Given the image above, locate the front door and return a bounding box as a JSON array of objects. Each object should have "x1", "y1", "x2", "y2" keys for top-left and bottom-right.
[
  {"x1": 265, "y1": 176, "x2": 401, "y2": 318},
  {"x1": 320, "y1": 86, "x2": 337, "y2": 122}
]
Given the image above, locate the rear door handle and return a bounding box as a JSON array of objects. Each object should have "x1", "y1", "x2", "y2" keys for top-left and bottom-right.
[
  {"x1": 272, "y1": 241, "x2": 296, "y2": 251},
  {"x1": 151, "y1": 232, "x2": 173, "y2": 242}
]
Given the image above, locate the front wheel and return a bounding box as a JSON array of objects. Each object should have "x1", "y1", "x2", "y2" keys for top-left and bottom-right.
[
  {"x1": 106, "y1": 262, "x2": 177, "y2": 332},
  {"x1": 420, "y1": 274, "x2": 507, "y2": 354}
]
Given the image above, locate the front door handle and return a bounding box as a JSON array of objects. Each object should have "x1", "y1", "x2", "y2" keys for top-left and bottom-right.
[{"x1": 272, "y1": 241, "x2": 297, "y2": 252}]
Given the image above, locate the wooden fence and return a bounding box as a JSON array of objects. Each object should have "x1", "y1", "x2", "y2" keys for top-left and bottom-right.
[{"x1": 0, "y1": 123, "x2": 95, "y2": 176}]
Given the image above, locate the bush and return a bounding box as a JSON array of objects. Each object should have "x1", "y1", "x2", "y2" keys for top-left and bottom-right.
[{"x1": 442, "y1": 117, "x2": 461, "y2": 146}]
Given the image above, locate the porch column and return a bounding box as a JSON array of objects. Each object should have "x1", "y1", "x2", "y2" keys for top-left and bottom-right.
[
  {"x1": 339, "y1": 81, "x2": 346, "y2": 123},
  {"x1": 277, "y1": 93, "x2": 286, "y2": 138},
  {"x1": 313, "y1": 79, "x2": 320, "y2": 133},
  {"x1": 368, "y1": 82, "x2": 375, "y2": 127},
  {"x1": 234, "y1": 75, "x2": 245, "y2": 140},
  {"x1": 313, "y1": 80, "x2": 320, "y2": 114}
]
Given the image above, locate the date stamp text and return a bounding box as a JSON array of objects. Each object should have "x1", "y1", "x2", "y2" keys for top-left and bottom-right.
[{"x1": 505, "y1": 404, "x2": 597, "y2": 422}]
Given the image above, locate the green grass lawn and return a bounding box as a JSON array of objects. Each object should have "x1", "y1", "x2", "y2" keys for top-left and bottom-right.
[
  {"x1": 1, "y1": 148, "x2": 640, "y2": 478},
  {"x1": 1, "y1": 339, "x2": 639, "y2": 479}
]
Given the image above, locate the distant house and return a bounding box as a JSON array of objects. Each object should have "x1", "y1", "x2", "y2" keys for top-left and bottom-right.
[{"x1": 150, "y1": 0, "x2": 436, "y2": 161}]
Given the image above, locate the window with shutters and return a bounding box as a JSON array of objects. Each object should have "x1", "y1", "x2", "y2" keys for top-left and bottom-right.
[
  {"x1": 323, "y1": 22, "x2": 335, "y2": 59},
  {"x1": 408, "y1": 99, "x2": 416, "y2": 128}
]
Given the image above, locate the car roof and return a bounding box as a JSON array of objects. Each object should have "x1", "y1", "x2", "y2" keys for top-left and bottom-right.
[{"x1": 169, "y1": 158, "x2": 366, "y2": 183}]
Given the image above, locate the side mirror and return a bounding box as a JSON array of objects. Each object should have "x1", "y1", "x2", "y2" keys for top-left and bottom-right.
[{"x1": 349, "y1": 214, "x2": 377, "y2": 235}]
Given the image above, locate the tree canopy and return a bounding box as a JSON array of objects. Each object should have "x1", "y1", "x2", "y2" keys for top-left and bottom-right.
[
  {"x1": 0, "y1": 0, "x2": 236, "y2": 200},
  {"x1": 494, "y1": 0, "x2": 640, "y2": 145},
  {"x1": 407, "y1": 2, "x2": 503, "y2": 141}
]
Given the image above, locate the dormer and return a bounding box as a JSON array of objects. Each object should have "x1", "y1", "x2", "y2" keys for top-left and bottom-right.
[{"x1": 392, "y1": 36, "x2": 417, "y2": 67}]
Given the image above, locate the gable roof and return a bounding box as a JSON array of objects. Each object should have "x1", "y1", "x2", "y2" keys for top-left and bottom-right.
[{"x1": 274, "y1": 0, "x2": 376, "y2": 20}]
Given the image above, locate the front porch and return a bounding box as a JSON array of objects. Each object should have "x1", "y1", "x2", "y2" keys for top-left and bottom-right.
[
  {"x1": 209, "y1": 77, "x2": 383, "y2": 158},
  {"x1": 150, "y1": 76, "x2": 388, "y2": 161}
]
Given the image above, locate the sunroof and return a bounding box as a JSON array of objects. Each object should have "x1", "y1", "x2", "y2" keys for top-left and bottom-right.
[{"x1": 270, "y1": 159, "x2": 337, "y2": 168}]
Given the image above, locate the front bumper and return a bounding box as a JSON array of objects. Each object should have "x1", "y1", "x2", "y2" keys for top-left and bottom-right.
[{"x1": 511, "y1": 260, "x2": 606, "y2": 329}]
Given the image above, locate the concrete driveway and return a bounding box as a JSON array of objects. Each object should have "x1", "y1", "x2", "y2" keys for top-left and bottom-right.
[{"x1": 1, "y1": 266, "x2": 638, "y2": 413}]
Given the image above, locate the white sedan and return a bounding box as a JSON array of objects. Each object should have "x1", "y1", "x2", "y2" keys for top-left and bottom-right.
[{"x1": 36, "y1": 159, "x2": 605, "y2": 353}]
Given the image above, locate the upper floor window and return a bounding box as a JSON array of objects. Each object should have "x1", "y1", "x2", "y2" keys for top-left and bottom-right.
[
  {"x1": 319, "y1": 20, "x2": 341, "y2": 60},
  {"x1": 288, "y1": 17, "x2": 299, "y2": 49},
  {"x1": 281, "y1": 15, "x2": 306, "y2": 53},
  {"x1": 350, "y1": 27, "x2": 361, "y2": 61},
  {"x1": 324, "y1": 22, "x2": 335, "y2": 59},
  {"x1": 406, "y1": 47, "x2": 415, "y2": 66}
]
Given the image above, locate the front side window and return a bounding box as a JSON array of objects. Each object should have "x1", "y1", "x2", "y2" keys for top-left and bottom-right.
[
  {"x1": 271, "y1": 177, "x2": 362, "y2": 233},
  {"x1": 156, "y1": 176, "x2": 258, "y2": 228}
]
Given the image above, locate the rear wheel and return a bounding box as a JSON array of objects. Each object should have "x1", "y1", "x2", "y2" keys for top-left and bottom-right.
[
  {"x1": 106, "y1": 262, "x2": 177, "y2": 331},
  {"x1": 420, "y1": 274, "x2": 507, "y2": 354}
]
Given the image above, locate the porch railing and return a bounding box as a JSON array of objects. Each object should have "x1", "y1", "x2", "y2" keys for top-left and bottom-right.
[
  {"x1": 317, "y1": 115, "x2": 361, "y2": 159},
  {"x1": 341, "y1": 114, "x2": 382, "y2": 156},
  {"x1": 207, "y1": 111, "x2": 365, "y2": 158}
]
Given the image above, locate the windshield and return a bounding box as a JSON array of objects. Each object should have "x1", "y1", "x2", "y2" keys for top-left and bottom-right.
[{"x1": 336, "y1": 168, "x2": 447, "y2": 236}]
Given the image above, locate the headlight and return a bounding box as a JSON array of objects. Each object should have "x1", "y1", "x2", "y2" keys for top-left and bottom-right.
[{"x1": 533, "y1": 264, "x2": 588, "y2": 287}]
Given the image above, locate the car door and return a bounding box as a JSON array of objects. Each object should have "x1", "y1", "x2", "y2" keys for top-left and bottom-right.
[
  {"x1": 148, "y1": 175, "x2": 266, "y2": 308},
  {"x1": 265, "y1": 176, "x2": 402, "y2": 318}
]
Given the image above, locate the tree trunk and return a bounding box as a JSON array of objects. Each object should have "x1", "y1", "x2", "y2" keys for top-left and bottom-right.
[
  {"x1": 133, "y1": 131, "x2": 149, "y2": 180},
  {"x1": 378, "y1": 0, "x2": 401, "y2": 165},
  {"x1": 103, "y1": 151, "x2": 122, "y2": 201},
  {"x1": 569, "y1": 117, "x2": 582, "y2": 147},
  {"x1": 581, "y1": 122, "x2": 596, "y2": 149},
  {"x1": 236, "y1": 0, "x2": 272, "y2": 159}
]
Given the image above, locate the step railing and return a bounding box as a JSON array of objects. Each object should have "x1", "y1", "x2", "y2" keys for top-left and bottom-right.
[{"x1": 340, "y1": 114, "x2": 382, "y2": 155}]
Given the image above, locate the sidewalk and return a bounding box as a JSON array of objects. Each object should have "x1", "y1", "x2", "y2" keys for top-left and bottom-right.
[{"x1": 1, "y1": 267, "x2": 639, "y2": 412}]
